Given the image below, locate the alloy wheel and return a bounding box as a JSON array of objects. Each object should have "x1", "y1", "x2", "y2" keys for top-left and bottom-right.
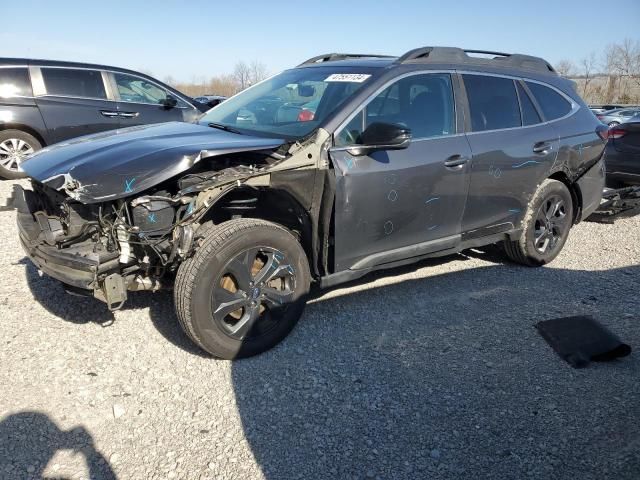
[
  {"x1": 533, "y1": 195, "x2": 568, "y2": 254},
  {"x1": 212, "y1": 247, "x2": 296, "y2": 340},
  {"x1": 0, "y1": 138, "x2": 34, "y2": 172}
]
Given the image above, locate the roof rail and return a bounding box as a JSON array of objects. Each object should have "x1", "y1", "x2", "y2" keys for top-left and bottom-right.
[
  {"x1": 298, "y1": 53, "x2": 394, "y2": 66},
  {"x1": 396, "y1": 46, "x2": 556, "y2": 75}
]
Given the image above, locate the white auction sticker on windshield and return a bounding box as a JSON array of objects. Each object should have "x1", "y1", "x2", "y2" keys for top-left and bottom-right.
[{"x1": 324, "y1": 73, "x2": 371, "y2": 83}]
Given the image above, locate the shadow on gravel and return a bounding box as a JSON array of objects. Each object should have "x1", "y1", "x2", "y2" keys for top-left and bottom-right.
[
  {"x1": 231, "y1": 263, "x2": 640, "y2": 480},
  {"x1": 0, "y1": 411, "x2": 116, "y2": 479},
  {"x1": 20, "y1": 259, "x2": 208, "y2": 357}
]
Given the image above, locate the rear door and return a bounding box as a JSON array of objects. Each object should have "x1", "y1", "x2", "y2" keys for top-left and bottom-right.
[
  {"x1": 108, "y1": 72, "x2": 186, "y2": 127},
  {"x1": 32, "y1": 66, "x2": 120, "y2": 143},
  {"x1": 460, "y1": 73, "x2": 559, "y2": 236},
  {"x1": 330, "y1": 72, "x2": 472, "y2": 271}
]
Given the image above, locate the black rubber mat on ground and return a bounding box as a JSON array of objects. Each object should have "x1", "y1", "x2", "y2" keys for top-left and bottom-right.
[{"x1": 536, "y1": 315, "x2": 631, "y2": 368}]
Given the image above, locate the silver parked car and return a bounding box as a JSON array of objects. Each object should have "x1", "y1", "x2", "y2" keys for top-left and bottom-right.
[{"x1": 596, "y1": 108, "x2": 640, "y2": 127}]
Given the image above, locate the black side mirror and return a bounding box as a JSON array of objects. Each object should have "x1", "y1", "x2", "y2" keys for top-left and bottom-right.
[
  {"x1": 347, "y1": 122, "x2": 411, "y2": 156},
  {"x1": 161, "y1": 95, "x2": 178, "y2": 109},
  {"x1": 297, "y1": 84, "x2": 316, "y2": 97}
]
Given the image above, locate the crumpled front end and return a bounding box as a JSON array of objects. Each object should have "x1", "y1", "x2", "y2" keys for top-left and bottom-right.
[{"x1": 13, "y1": 128, "x2": 329, "y2": 310}]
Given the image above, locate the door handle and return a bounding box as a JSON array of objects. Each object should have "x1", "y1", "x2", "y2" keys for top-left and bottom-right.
[
  {"x1": 119, "y1": 112, "x2": 140, "y2": 118},
  {"x1": 533, "y1": 142, "x2": 552, "y2": 154},
  {"x1": 444, "y1": 155, "x2": 469, "y2": 168},
  {"x1": 100, "y1": 110, "x2": 119, "y2": 117}
]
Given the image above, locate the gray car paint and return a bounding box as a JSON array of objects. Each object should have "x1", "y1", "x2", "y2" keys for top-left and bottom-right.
[
  {"x1": 21, "y1": 122, "x2": 284, "y2": 203},
  {"x1": 331, "y1": 134, "x2": 472, "y2": 272},
  {"x1": 19, "y1": 56, "x2": 605, "y2": 282}
]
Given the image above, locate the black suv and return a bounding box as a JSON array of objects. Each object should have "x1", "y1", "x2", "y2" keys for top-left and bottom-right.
[
  {"x1": 0, "y1": 58, "x2": 205, "y2": 179},
  {"x1": 14, "y1": 47, "x2": 606, "y2": 358}
]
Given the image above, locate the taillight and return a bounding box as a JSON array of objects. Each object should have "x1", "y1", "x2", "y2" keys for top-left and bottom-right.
[
  {"x1": 608, "y1": 128, "x2": 626, "y2": 139},
  {"x1": 297, "y1": 109, "x2": 314, "y2": 122}
]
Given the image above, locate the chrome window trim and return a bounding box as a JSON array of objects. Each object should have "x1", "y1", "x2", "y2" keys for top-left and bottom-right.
[
  {"x1": 457, "y1": 71, "x2": 579, "y2": 135},
  {"x1": 333, "y1": 69, "x2": 457, "y2": 145},
  {"x1": 330, "y1": 132, "x2": 466, "y2": 152},
  {"x1": 26, "y1": 64, "x2": 194, "y2": 109},
  {"x1": 29, "y1": 66, "x2": 45, "y2": 97},
  {"x1": 101, "y1": 70, "x2": 116, "y2": 101}
]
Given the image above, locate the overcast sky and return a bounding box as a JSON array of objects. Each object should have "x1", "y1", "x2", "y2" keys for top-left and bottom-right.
[{"x1": 3, "y1": 0, "x2": 639, "y2": 81}]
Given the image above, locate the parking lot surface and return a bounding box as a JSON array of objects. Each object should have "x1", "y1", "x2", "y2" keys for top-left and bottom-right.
[{"x1": 1, "y1": 178, "x2": 638, "y2": 480}]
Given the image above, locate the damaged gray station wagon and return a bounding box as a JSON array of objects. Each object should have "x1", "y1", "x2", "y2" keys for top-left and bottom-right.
[{"x1": 15, "y1": 47, "x2": 607, "y2": 358}]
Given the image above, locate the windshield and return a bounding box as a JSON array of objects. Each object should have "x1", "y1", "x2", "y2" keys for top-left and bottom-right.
[{"x1": 199, "y1": 67, "x2": 379, "y2": 139}]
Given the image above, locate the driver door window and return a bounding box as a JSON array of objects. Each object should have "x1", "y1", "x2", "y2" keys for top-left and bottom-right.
[
  {"x1": 114, "y1": 73, "x2": 169, "y2": 105},
  {"x1": 336, "y1": 73, "x2": 455, "y2": 146}
]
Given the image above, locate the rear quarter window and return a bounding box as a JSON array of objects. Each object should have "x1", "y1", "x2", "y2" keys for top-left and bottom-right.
[
  {"x1": 0, "y1": 67, "x2": 32, "y2": 97},
  {"x1": 41, "y1": 68, "x2": 107, "y2": 99},
  {"x1": 525, "y1": 81, "x2": 572, "y2": 121},
  {"x1": 463, "y1": 75, "x2": 521, "y2": 132}
]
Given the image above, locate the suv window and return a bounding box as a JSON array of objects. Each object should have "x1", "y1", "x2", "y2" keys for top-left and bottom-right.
[
  {"x1": 0, "y1": 67, "x2": 32, "y2": 97},
  {"x1": 114, "y1": 73, "x2": 176, "y2": 105},
  {"x1": 516, "y1": 82, "x2": 541, "y2": 126},
  {"x1": 525, "y1": 82, "x2": 571, "y2": 121},
  {"x1": 336, "y1": 73, "x2": 455, "y2": 146},
  {"x1": 41, "y1": 68, "x2": 107, "y2": 99},
  {"x1": 463, "y1": 75, "x2": 521, "y2": 131}
]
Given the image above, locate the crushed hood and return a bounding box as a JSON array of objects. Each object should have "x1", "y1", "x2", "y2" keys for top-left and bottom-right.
[{"x1": 21, "y1": 122, "x2": 285, "y2": 203}]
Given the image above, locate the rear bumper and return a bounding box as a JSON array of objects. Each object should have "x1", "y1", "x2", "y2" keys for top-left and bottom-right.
[
  {"x1": 576, "y1": 158, "x2": 605, "y2": 221},
  {"x1": 14, "y1": 186, "x2": 118, "y2": 290},
  {"x1": 604, "y1": 144, "x2": 640, "y2": 186}
]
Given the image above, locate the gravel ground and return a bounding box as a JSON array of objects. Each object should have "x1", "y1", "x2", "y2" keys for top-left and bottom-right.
[{"x1": 0, "y1": 178, "x2": 639, "y2": 480}]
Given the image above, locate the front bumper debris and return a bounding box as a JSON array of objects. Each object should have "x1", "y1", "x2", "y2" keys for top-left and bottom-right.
[
  {"x1": 587, "y1": 186, "x2": 640, "y2": 223},
  {"x1": 14, "y1": 185, "x2": 119, "y2": 290}
]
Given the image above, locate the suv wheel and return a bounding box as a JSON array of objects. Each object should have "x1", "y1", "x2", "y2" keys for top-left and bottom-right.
[
  {"x1": 174, "y1": 219, "x2": 311, "y2": 359},
  {"x1": 0, "y1": 130, "x2": 42, "y2": 180},
  {"x1": 503, "y1": 179, "x2": 573, "y2": 266}
]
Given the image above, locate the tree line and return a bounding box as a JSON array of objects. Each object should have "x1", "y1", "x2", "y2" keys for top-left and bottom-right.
[
  {"x1": 556, "y1": 38, "x2": 640, "y2": 104},
  {"x1": 157, "y1": 40, "x2": 640, "y2": 105},
  {"x1": 162, "y1": 60, "x2": 270, "y2": 98}
]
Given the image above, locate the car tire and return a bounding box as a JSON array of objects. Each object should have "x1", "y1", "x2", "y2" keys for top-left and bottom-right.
[
  {"x1": 0, "y1": 130, "x2": 42, "y2": 180},
  {"x1": 503, "y1": 179, "x2": 573, "y2": 267},
  {"x1": 174, "y1": 219, "x2": 311, "y2": 359}
]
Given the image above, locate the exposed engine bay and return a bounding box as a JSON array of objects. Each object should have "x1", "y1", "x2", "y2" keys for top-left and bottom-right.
[{"x1": 14, "y1": 128, "x2": 332, "y2": 310}]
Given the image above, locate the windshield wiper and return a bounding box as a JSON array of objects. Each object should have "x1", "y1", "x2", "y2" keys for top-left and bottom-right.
[{"x1": 208, "y1": 122, "x2": 243, "y2": 135}]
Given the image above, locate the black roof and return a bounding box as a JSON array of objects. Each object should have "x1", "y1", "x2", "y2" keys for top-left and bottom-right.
[{"x1": 298, "y1": 47, "x2": 556, "y2": 76}]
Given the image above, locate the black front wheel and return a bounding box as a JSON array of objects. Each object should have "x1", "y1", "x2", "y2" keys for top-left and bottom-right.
[
  {"x1": 174, "y1": 219, "x2": 310, "y2": 359},
  {"x1": 503, "y1": 179, "x2": 573, "y2": 266}
]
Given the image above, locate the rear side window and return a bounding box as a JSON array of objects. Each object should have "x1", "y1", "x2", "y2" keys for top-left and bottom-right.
[
  {"x1": 516, "y1": 82, "x2": 541, "y2": 126},
  {"x1": 0, "y1": 68, "x2": 32, "y2": 97},
  {"x1": 525, "y1": 82, "x2": 571, "y2": 121},
  {"x1": 463, "y1": 75, "x2": 521, "y2": 131},
  {"x1": 41, "y1": 68, "x2": 107, "y2": 99}
]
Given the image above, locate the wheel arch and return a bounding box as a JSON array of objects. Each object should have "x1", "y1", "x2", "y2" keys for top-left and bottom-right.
[
  {"x1": 199, "y1": 185, "x2": 316, "y2": 273},
  {"x1": 548, "y1": 170, "x2": 582, "y2": 223},
  {"x1": 0, "y1": 123, "x2": 47, "y2": 147}
]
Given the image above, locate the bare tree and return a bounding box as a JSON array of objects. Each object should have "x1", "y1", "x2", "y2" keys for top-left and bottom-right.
[
  {"x1": 579, "y1": 52, "x2": 598, "y2": 99},
  {"x1": 605, "y1": 38, "x2": 640, "y2": 88},
  {"x1": 555, "y1": 59, "x2": 575, "y2": 78},
  {"x1": 233, "y1": 61, "x2": 252, "y2": 90},
  {"x1": 249, "y1": 60, "x2": 269, "y2": 85}
]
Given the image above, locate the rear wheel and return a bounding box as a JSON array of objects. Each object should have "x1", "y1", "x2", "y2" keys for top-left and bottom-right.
[
  {"x1": 0, "y1": 130, "x2": 42, "y2": 180},
  {"x1": 503, "y1": 179, "x2": 573, "y2": 266},
  {"x1": 174, "y1": 219, "x2": 310, "y2": 359}
]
